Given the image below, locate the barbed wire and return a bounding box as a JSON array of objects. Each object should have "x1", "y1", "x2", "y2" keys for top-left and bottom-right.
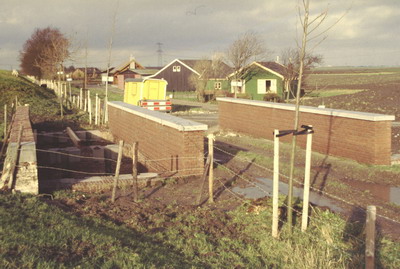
[
  {"x1": 35, "y1": 148, "x2": 117, "y2": 163},
  {"x1": 33, "y1": 165, "x2": 116, "y2": 176},
  {"x1": 213, "y1": 144, "x2": 400, "y2": 226},
  {"x1": 35, "y1": 132, "x2": 111, "y2": 143},
  {"x1": 142, "y1": 156, "x2": 206, "y2": 163},
  {"x1": 214, "y1": 176, "x2": 249, "y2": 203},
  {"x1": 213, "y1": 166, "x2": 356, "y2": 256},
  {"x1": 214, "y1": 159, "x2": 366, "y2": 244}
]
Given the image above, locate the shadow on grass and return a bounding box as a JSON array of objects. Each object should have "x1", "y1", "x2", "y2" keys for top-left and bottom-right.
[
  {"x1": 1, "y1": 194, "x2": 205, "y2": 268},
  {"x1": 172, "y1": 104, "x2": 202, "y2": 113},
  {"x1": 343, "y1": 207, "x2": 385, "y2": 269}
]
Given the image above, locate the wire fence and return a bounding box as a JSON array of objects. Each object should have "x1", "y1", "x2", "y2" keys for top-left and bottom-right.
[
  {"x1": 213, "y1": 159, "x2": 366, "y2": 245},
  {"x1": 213, "y1": 166, "x2": 356, "y2": 258},
  {"x1": 213, "y1": 144, "x2": 400, "y2": 226}
]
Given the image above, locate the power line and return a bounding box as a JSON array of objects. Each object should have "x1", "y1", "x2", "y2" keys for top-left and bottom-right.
[{"x1": 156, "y1": 42, "x2": 163, "y2": 67}]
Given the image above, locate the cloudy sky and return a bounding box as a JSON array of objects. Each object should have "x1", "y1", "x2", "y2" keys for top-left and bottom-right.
[{"x1": 1, "y1": 0, "x2": 399, "y2": 70}]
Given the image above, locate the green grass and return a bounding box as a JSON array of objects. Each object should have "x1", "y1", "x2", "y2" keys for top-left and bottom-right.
[
  {"x1": 70, "y1": 86, "x2": 124, "y2": 102},
  {"x1": 219, "y1": 134, "x2": 400, "y2": 185},
  {"x1": 306, "y1": 89, "x2": 364, "y2": 98},
  {"x1": 0, "y1": 70, "x2": 60, "y2": 119},
  {"x1": 305, "y1": 67, "x2": 400, "y2": 90},
  {"x1": 0, "y1": 70, "x2": 91, "y2": 134},
  {"x1": 1, "y1": 192, "x2": 399, "y2": 268},
  {"x1": 168, "y1": 91, "x2": 198, "y2": 102},
  {"x1": 0, "y1": 193, "x2": 196, "y2": 268}
]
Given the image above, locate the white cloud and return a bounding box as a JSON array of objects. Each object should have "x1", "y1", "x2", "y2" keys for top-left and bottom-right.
[{"x1": 1, "y1": 0, "x2": 400, "y2": 69}]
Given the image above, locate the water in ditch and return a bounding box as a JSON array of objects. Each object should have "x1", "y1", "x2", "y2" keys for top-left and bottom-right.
[{"x1": 232, "y1": 177, "x2": 345, "y2": 213}]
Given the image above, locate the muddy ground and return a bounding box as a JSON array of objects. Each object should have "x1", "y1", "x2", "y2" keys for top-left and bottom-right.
[
  {"x1": 41, "y1": 70, "x2": 400, "y2": 242},
  {"x1": 44, "y1": 130, "x2": 400, "y2": 242}
]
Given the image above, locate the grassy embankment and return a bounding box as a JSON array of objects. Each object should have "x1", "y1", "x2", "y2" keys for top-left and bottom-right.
[
  {"x1": 1, "y1": 191, "x2": 400, "y2": 268},
  {"x1": 0, "y1": 70, "x2": 95, "y2": 134}
]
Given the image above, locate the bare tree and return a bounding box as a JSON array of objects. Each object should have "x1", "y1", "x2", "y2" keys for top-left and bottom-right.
[
  {"x1": 225, "y1": 31, "x2": 266, "y2": 98},
  {"x1": 19, "y1": 27, "x2": 70, "y2": 79},
  {"x1": 104, "y1": 1, "x2": 119, "y2": 123},
  {"x1": 286, "y1": 0, "x2": 348, "y2": 232},
  {"x1": 189, "y1": 54, "x2": 229, "y2": 102},
  {"x1": 281, "y1": 47, "x2": 323, "y2": 100}
]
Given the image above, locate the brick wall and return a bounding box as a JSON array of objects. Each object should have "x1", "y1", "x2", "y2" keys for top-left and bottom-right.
[
  {"x1": 217, "y1": 98, "x2": 395, "y2": 165},
  {"x1": 108, "y1": 101, "x2": 207, "y2": 176},
  {"x1": 4, "y1": 105, "x2": 38, "y2": 194}
]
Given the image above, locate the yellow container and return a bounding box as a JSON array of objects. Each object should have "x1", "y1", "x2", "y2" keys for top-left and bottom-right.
[{"x1": 124, "y1": 78, "x2": 168, "y2": 106}]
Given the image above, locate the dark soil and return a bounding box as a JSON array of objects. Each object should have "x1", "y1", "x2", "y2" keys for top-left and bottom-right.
[
  {"x1": 46, "y1": 134, "x2": 400, "y2": 241},
  {"x1": 40, "y1": 67, "x2": 400, "y2": 242}
]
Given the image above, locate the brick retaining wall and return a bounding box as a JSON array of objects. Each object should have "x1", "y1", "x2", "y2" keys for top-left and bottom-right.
[
  {"x1": 217, "y1": 98, "x2": 395, "y2": 165},
  {"x1": 108, "y1": 101, "x2": 207, "y2": 176}
]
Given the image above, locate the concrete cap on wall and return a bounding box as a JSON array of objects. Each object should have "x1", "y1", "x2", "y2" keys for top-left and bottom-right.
[
  {"x1": 108, "y1": 101, "x2": 208, "y2": 131},
  {"x1": 216, "y1": 97, "x2": 396, "y2": 122}
]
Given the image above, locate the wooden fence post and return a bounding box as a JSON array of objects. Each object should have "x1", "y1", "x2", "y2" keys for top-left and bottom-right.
[
  {"x1": 208, "y1": 134, "x2": 214, "y2": 203},
  {"x1": 95, "y1": 94, "x2": 99, "y2": 125},
  {"x1": 272, "y1": 129, "x2": 279, "y2": 238},
  {"x1": 84, "y1": 89, "x2": 87, "y2": 112},
  {"x1": 59, "y1": 95, "x2": 64, "y2": 119},
  {"x1": 111, "y1": 140, "x2": 124, "y2": 203},
  {"x1": 301, "y1": 128, "x2": 313, "y2": 232},
  {"x1": 99, "y1": 99, "x2": 102, "y2": 125},
  {"x1": 79, "y1": 88, "x2": 83, "y2": 110},
  {"x1": 365, "y1": 205, "x2": 376, "y2": 269},
  {"x1": 3, "y1": 104, "x2": 7, "y2": 139},
  {"x1": 196, "y1": 155, "x2": 211, "y2": 205},
  {"x1": 132, "y1": 142, "x2": 139, "y2": 202},
  {"x1": 88, "y1": 90, "x2": 92, "y2": 125}
]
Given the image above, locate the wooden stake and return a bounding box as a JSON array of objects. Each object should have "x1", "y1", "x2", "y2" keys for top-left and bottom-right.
[
  {"x1": 132, "y1": 142, "x2": 139, "y2": 202},
  {"x1": 301, "y1": 128, "x2": 313, "y2": 232},
  {"x1": 111, "y1": 140, "x2": 124, "y2": 203},
  {"x1": 69, "y1": 82, "x2": 72, "y2": 103},
  {"x1": 88, "y1": 90, "x2": 92, "y2": 125},
  {"x1": 59, "y1": 95, "x2": 64, "y2": 118},
  {"x1": 365, "y1": 205, "x2": 376, "y2": 269},
  {"x1": 95, "y1": 94, "x2": 99, "y2": 125},
  {"x1": 4, "y1": 104, "x2": 7, "y2": 139},
  {"x1": 104, "y1": 96, "x2": 108, "y2": 124},
  {"x1": 0, "y1": 113, "x2": 15, "y2": 160},
  {"x1": 272, "y1": 129, "x2": 279, "y2": 238},
  {"x1": 84, "y1": 89, "x2": 87, "y2": 112},
  {"x1": 208, "y1": 134, "x2": 214, "y2": 203},
  {"x1": 79, "y1": 88, "x2": 83, "y2": 110},
  {"x1": 196, "y1": 155, "x2": 211, "y2": 205},
  {"x1": 99, "y1": 98, "x2": 102, "y2": 125}
]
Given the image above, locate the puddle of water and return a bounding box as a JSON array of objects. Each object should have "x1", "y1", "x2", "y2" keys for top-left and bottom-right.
[
  {"x1": 232, "y1": 178, "x2": 344, "y2": 213},
  {"x1": 342, "y1": 179, "x2": 400, "y2": 206}
]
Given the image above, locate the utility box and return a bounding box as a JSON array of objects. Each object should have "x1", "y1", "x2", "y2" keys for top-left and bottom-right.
[{"x1": 124, "y1": 78, "x2": 171, "y2": 111}]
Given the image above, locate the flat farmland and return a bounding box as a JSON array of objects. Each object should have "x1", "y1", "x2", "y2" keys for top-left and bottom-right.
[
  {"x1": 302, "y1": 66, "x2": 400, "y2": 119},
  {"x1": 300, "y1": 67, "x2": 400, "y2": 154}
]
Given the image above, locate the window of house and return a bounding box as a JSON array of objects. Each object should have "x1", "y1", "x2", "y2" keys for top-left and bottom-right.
[
  {"x1": 214, "y1": 82, "x2": 222, "y2": 90},
  {"x1": 173, "y1": 66, "x2": 181, "y2": 72},
  {"x1": 257, "y1": 79, "x2": 277, "y2": 94},
  {"x1": 230, "y1": 79, "x2": 245, "y2": 93}
]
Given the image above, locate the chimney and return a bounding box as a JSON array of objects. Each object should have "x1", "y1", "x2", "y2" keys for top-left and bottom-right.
[
  {"x1": 276, "y1": 56, "x2": 280, "y2": 64},
  {"x1": 129, "y1": 54, "x2": 136, "y2": 69}
]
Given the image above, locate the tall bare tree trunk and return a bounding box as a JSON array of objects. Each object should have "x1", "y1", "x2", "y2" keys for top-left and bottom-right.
[
  {"x1": 287, "y1": 0, "x2": 309, "y2": 233},
  {"x1": 104, "y1": 1, "x2": 118, "y2": 124}
]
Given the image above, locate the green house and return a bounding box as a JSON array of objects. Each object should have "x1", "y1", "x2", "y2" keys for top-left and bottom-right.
[{"x1": 229, "y1": 61, "x2": 295, "y2": 100}]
